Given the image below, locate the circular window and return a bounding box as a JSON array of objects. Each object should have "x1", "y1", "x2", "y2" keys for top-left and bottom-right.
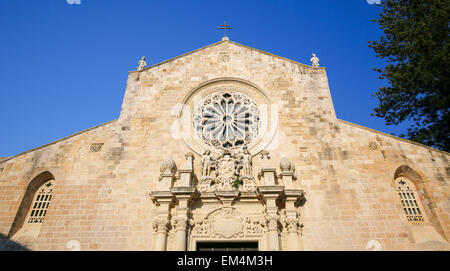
[{"x1": 193, "y1": 91, "x2": 260, "y2": 150}]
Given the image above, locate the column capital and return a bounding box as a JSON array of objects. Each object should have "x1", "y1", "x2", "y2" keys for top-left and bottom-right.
[
  {"x1": 152, "y1": 219, "x2": 170, "y2": 233},
  {"x1": 172, "y1": 218, "x2": 188, "y2": 232},
  {"x1": 265, "y1": 214, "x2": 280, "y2": 226},
  {"x1": 285, "y1": 218, "x2": 301, "y2": 233}
]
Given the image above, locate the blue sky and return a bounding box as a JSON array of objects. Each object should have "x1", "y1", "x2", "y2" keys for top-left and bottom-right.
[{"x1": 0, "y1": 0, "x2": 409, "y2": 157}]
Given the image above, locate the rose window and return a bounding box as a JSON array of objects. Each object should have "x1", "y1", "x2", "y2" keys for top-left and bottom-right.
[{"x1": 193, "y1": 91, "x2": 260, "y2": 149}]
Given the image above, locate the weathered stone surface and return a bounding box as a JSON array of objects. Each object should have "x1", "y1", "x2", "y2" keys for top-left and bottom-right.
[{"x1": 0, "y1": 39, "x2": 448, "y2": 251}]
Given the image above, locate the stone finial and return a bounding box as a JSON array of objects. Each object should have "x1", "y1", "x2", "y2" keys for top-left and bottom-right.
[
  {"x1": 310, "y1": 53, "x2": 320, "y2": 67},
  {"x1": 160, "y1": 157, "x2": 177, "y2": 175},
  {"x1": 137, "y1": 56, "x2": 147, "y2": 71},
  {"x1": 185, "y1": 152, "x2": 194, "y2": 159},
  {"x1": 280, "y1": 157, "x2": 295, "y2": 174},
  {"x1": 184, "y1": 152, "x2": 195, "y2": 171}
]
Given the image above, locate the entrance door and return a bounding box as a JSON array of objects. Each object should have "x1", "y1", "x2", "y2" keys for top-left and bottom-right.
[{"x1": 196, "y1": 241, "x2": 258, "y2": 251}]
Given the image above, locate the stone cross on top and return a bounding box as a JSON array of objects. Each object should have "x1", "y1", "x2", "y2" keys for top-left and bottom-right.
[{"x1": 218, "y1": 21, "x2": 232, "y2": 40}]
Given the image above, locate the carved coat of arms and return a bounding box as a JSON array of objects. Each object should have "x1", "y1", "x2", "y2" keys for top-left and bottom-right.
[
  {"x1": 198, "y1": 148, "x2": 256, "y2": 192},
  {"x1": 215, "y1": 151, "x2": 237, "y2": 191}
]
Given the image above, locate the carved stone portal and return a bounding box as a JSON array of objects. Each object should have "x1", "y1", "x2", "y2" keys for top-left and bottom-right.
[
  {"x1": 192, "y1": 207, "x2": 266, "y2": 239},
  {"x1": 151, "y1": 151, "x2": 305, "y2": 251}
]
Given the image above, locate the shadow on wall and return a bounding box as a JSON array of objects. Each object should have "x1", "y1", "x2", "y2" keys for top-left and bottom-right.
[{"x1": 0, "y1": 233, "x2": 30, "y2": 251}]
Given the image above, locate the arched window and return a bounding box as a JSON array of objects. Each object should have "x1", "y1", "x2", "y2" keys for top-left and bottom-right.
[
  {"x1": 395, "y1": 177, "x2": 424, "y2": 222},
  {"x1": 7, "y1": 171, "x2": 55, "y2": 239},
  {"x1": 26, "y1": 180, "x2": 54, "y2": 224}
]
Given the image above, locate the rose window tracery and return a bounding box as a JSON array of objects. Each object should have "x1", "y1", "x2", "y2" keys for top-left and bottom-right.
[{"x1": 193, "y1": 91, "x2": 260, "y2": 150}]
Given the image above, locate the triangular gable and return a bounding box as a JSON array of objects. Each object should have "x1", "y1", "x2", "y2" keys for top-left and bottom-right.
[{"x1": 131, "y1": 39, "x2": 326, "y2": 73}]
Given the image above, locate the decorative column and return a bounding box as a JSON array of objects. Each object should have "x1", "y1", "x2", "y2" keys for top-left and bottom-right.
[
  {"x1": 153, "y1": 218, "x2": 170, "y2": 251},
  {"x1": 170, "y1": 153, "x2": 197, "y2": 251},
  {"x1": 284, "y1": 190, "x2": 304, "y2": 251},
  {"x1": 171, "y1": 188, "x2": 196, "y2": 250},
  {"x1": 173, "y1": 200, "x2": 188, "y2": 251},
  {"x1": 184, "y1": 152, "x2": 194, "y2": 171},
  {"x1": 258, "y1": 151, "x2": 283, "y2": 251},
  {"x1": 286, "y1": 219, "x2": 301, "y2": 250},
  {"x1": 150, "y1": 194, "x2": 173, "y2": 251},
  {"x1": 150, "y1": 158, "x2": 177, "y2": 251},
  {"x1": 279, "y1": 157, "x2": 303, "y2": 250},
  {"x1": 265, "y1": 213, "x2": 281, "y2": 251},
  {"x1": 258, "y1": 185, "x2": 283, "y2": 251}
]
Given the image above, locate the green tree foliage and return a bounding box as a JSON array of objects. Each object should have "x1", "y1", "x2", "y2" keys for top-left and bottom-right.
[{"x1": 369, "y1": 0, "x2": 449, "y2": 151}]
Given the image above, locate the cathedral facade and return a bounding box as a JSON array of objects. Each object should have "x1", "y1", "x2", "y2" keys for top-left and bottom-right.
[{"x1": 0, "y1": 38, "x2": 449, "y2": 251}]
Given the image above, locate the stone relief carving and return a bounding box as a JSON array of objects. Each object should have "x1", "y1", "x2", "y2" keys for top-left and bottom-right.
[
  {"x1": 90, "y1": 143, "x2": 104, "y2": 152},
  {"x1": 193, "y1": 218, "x2": 210, "y2": 235},
  {"x1": 219, "y1": 53, "x2": 230, "y2": 63},
  {"x1": 215, "y1": 151, "x2": 237, "y2": 191},
  {"x1": 192, "y1": 207, "x2": 266, "y2": 238},
  {"x1": 198, "y1": 148, "x2": 257, "y2": 192},
  {"x1": 244, "y1": 217, "x2": 266, "y2": 235},
  {"x1": 152, "y1": 219, "x2": 170, "y2": 233},
  {"x1": 265, "y1": 214, "x2": 281, "y2": 232},
  {"x1": 150, "y1": 149, "x2": 306, "y2": 251},
  {"x1": 172, "y1": 218, "x2": 188, "y2": 232},
  {"x1": 368, "y1": 141, "x2": 379, "y2": 151},
  {"x1": 285, "y1": 219, "x2": 302, "y2": 233}
]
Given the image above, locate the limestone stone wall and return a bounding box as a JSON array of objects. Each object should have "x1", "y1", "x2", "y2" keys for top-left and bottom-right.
[{"x1": 0, "y1": 40, "x2": 448, "y2": 250}]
